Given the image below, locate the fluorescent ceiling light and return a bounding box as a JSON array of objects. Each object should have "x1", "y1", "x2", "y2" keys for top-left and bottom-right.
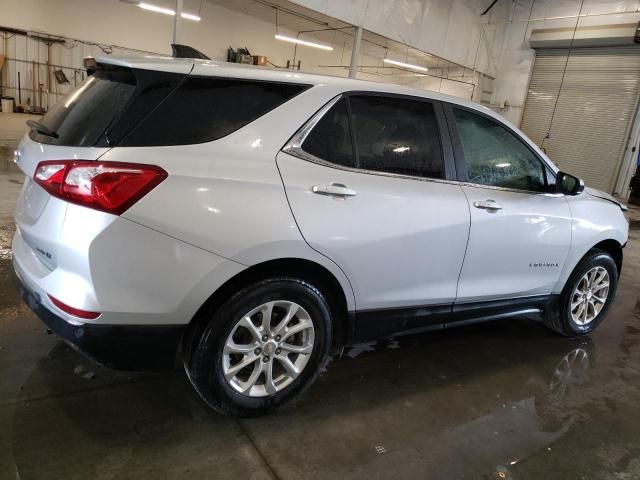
[
  {"x1": 138, "y1": 2, "x2": 201, "y2": 21},
  {"x1": 383, "y1": 58, "x2": 428, "y2": 72},
  {"x1": 275, "y1": 34, "x2": 333, "y2": 51},
  {"x1": 181, "y1": 12, "x2": 201, "y2": 21}
]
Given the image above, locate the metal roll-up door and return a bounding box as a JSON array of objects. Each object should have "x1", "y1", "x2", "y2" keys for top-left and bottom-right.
[{"x1": 520, "y1": 46, "x2": 640, "y2": 193}]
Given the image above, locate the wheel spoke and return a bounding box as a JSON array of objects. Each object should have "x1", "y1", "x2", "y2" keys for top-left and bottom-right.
[
  {"x1": 277, "y1": 356, "x2": 300, "y2": 377},
  {"x1": 272, "y1": 303, "x2": 299, "y2": 336},
  {"x1": 280, "y1": 342, "x2": 313, "y2": 355},
  {"x1": 237, "y1": 316, "x2": 262, "y2": 342},
  {"x1": 225, "y1": 354, "x2": 259, "y2": 380},
  {"x1": 571, "y1": 297, "x2": 583, "y2": 310},
  {"x1": 593, "y1": 270, "x2": 606, "y2": 287},
  {"x1": 576, "y1": 280, "x2": 588, "y2": 294},
  {"x1": 281, "y1": 318, "x2": 313, "y2": 341},
  {"x1": 260, "y1": 302, "x2": 274, "y2": 330},
  {"x1": 224, "y1": 339, "x2": 256, "y2": 354},
  {"x1": 264, "y1": 360, "x2": 277, "y2": 394},
  {"x1": 240, "y1": 361, "x2": 263, "y2": 393},
  {"x1": 593, "y1": 282, "x2": 609, "y2": 292},
  {"x1": 592, "y1": 294, "x2": 607, "y2": 304}
]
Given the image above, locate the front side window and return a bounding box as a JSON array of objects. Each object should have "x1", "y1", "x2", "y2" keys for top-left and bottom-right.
[
  {"x1": 453, "y1": 108, "x2": 548, "y2": 192},
  {"x1": 349, "y1": 95, "x2": 444, "y2": 179}
]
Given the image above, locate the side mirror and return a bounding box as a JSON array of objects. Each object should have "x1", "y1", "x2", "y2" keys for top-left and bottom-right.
[{"x1": 556, "y1": 171, "x2": 585, "y2": 196}]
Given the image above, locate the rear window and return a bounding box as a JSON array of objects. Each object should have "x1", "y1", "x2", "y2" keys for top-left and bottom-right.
[
  {"x1": 31, "y1": 67, "x2": 309, "y2": 147},
  {"x1": 120, "y1": 77, "x2": 310, "y2": 146},
  {"x1": 32, "y1": 67, "x2": 137, "y2": 146}
]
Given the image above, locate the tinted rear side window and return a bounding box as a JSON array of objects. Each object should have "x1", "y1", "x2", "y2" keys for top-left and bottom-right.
[
  {"x1": 33, "y1": 67, "x2": 137, "y2": 146},
  {"x1": 105, "y1": 69, "x2": 186, "y2": 146},
  {"x1": 121, "y1": 77, "x2": 310, "y2": 146},
  {"x1": 302, "y1": 98, "x2": 355, "y2": 168},
  {"x1": 349, "y1": 95, "x2": 444, "y2": 179}
]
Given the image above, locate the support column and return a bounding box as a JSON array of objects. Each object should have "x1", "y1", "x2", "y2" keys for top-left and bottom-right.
[
  {"x1": 349, "y1": 25, "x2": 363, "y2": 79},
  {"x1": 173, "y1": 0, "x2": 183, "y2": 44}
]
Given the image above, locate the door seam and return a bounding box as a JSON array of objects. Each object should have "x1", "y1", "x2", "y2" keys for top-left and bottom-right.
[
  {"x1": 454, "y1": 186, "x2": 473, "y2": 306},
  {"x1": 274, "y1": 154, "x2": 358, "y2": 311}
]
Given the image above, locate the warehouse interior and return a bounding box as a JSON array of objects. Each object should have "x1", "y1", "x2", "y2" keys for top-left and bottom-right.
[{"x1": 1, "y1": 0, "x2": 640, "y2": 478}]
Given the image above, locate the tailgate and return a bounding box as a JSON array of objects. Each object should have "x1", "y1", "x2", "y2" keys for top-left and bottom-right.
[{"x1": 14, "y1": 135, "x2": 111, "y2": 270}]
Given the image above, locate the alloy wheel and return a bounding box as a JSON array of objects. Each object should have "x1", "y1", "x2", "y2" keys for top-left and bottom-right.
[
  {"x1": 570, "y1": 266, "x2": 610, "y2": 325},
  {"x1": 222, "y1": 300, "x2": 315, "y2": 397}
]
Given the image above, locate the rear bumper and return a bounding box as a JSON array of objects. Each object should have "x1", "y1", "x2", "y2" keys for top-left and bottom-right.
[{"x1": 12, "y1": 258, "x2": 185, "y2": 371}]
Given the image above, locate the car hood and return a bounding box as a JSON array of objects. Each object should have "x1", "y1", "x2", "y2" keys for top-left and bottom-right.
[{"x1": 585, "y1": 187, "x2": 628, "y2": 211}]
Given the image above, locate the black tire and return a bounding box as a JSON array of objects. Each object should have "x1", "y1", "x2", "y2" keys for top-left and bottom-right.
[
  {"x1": 184, "y1": 277, "x2": 332, "y2": 417},
  {"x1": 543, "y1": 249, "x2": 618, "y2": 336}
]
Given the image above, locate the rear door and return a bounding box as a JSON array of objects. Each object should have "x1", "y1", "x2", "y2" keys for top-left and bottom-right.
[
  {"x1": 447, "y1": 105, "x2": 572, "y2": 315},
  {"x1": 277, "y1": 93, "x2": 471, "y2": 338}
]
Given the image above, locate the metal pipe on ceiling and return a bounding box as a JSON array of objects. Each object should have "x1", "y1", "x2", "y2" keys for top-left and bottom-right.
[
  {"x1": 173, "y1": 0, "x2": 184, "y2": 44},
  {"x1": 349, "y1": 25, "x2": 363, "y2": 79},
  {"x1": 487, "y1": 6, "x2": 640, "y2": 26}
]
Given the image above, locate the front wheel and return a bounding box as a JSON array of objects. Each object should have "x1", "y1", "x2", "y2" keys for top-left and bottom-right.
[
  {"x1": 184, "y1": 278, "x2": 332, "y2": 416},
  {"x1": 544, "y1": 250, "x2": 618, "y2": 336}
]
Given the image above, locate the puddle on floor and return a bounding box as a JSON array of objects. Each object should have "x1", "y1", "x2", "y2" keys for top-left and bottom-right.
[{"x1": 0, "y1": 224, "x2": 14, "y2": 260}]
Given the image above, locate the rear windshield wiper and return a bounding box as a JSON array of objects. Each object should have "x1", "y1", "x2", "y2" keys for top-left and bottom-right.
[{"x1": 26, "y1": 120, "x2": 58, "y2": 139}]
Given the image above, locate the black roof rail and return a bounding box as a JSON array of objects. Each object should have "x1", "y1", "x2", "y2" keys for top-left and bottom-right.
[{"x1": 171, "y1": 44, "x2": 210, "y2": 60}]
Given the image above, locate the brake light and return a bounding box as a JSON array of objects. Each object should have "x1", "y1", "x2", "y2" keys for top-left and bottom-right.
[
  {"x1": 48, "y1": 294, "x2": 101, "y2": 319},
  {"x1": 34, "y1": 160, "x2": 167, "y2": 215}
]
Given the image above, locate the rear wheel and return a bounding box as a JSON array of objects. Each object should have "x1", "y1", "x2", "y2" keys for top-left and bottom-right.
[
  {"x1": 184, "y1": 278, "x2": 332, "y2": 416},
  {"x1": 543, "y1": 250, "x2": 618, "y2": 336}
]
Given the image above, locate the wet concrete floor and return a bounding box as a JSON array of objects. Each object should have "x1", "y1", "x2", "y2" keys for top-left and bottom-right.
[{"x1": 1, "y1": 170, "x2": 640, "y2": 480}]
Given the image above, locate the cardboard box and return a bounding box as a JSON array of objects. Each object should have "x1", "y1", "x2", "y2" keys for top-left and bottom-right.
[{"x1": 253, "y1": 55, "x2": 267, "y2": 66}]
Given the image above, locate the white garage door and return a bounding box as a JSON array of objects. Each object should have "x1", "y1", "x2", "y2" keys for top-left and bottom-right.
[{"x1": 520, "y1": 46, "x2": 640, "y2": 193}]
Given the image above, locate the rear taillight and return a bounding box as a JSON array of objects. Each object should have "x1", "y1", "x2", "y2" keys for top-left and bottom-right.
[
  {"x1": 48, "y1": 294, "x2": 101, "y2": 319},
  {"x1": 34, "y1": 160, "x2": 167, "y2": 215}
]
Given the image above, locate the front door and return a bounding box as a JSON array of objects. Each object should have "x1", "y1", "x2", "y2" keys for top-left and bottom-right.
[
  {"x1": 449, "y1": 106, "x2": 572, "y2": 312},
  {"x1": 277, "y1": 94, "x2": 470, "y2": 338}
]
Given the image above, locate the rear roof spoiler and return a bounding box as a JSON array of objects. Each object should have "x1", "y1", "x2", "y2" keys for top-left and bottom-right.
[{"x1": 171, "y1": 44, "x2": 210, "y2": 60}]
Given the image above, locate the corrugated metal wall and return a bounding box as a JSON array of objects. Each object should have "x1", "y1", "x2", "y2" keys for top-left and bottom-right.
[{"x1": 520, "y1": 46, "x2": 640, "y2": 192}]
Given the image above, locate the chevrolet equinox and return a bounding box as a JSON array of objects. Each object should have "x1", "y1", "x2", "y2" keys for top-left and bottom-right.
[{"x1": 12, "y1": 56, "x2": 629, "y2": 416}]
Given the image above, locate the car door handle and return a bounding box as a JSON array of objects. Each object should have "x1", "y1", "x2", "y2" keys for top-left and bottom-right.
[
  {"x1": 312, "y1": 183, "x2": 357, "y2": 198},
  {"x1": 473, "y1": 200, "x2": 503, "y2": 210}
]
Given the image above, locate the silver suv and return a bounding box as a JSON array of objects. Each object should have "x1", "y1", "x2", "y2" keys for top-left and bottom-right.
[{"x1": 12, "y1": 56, "x2": 629, "y2": 416}]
